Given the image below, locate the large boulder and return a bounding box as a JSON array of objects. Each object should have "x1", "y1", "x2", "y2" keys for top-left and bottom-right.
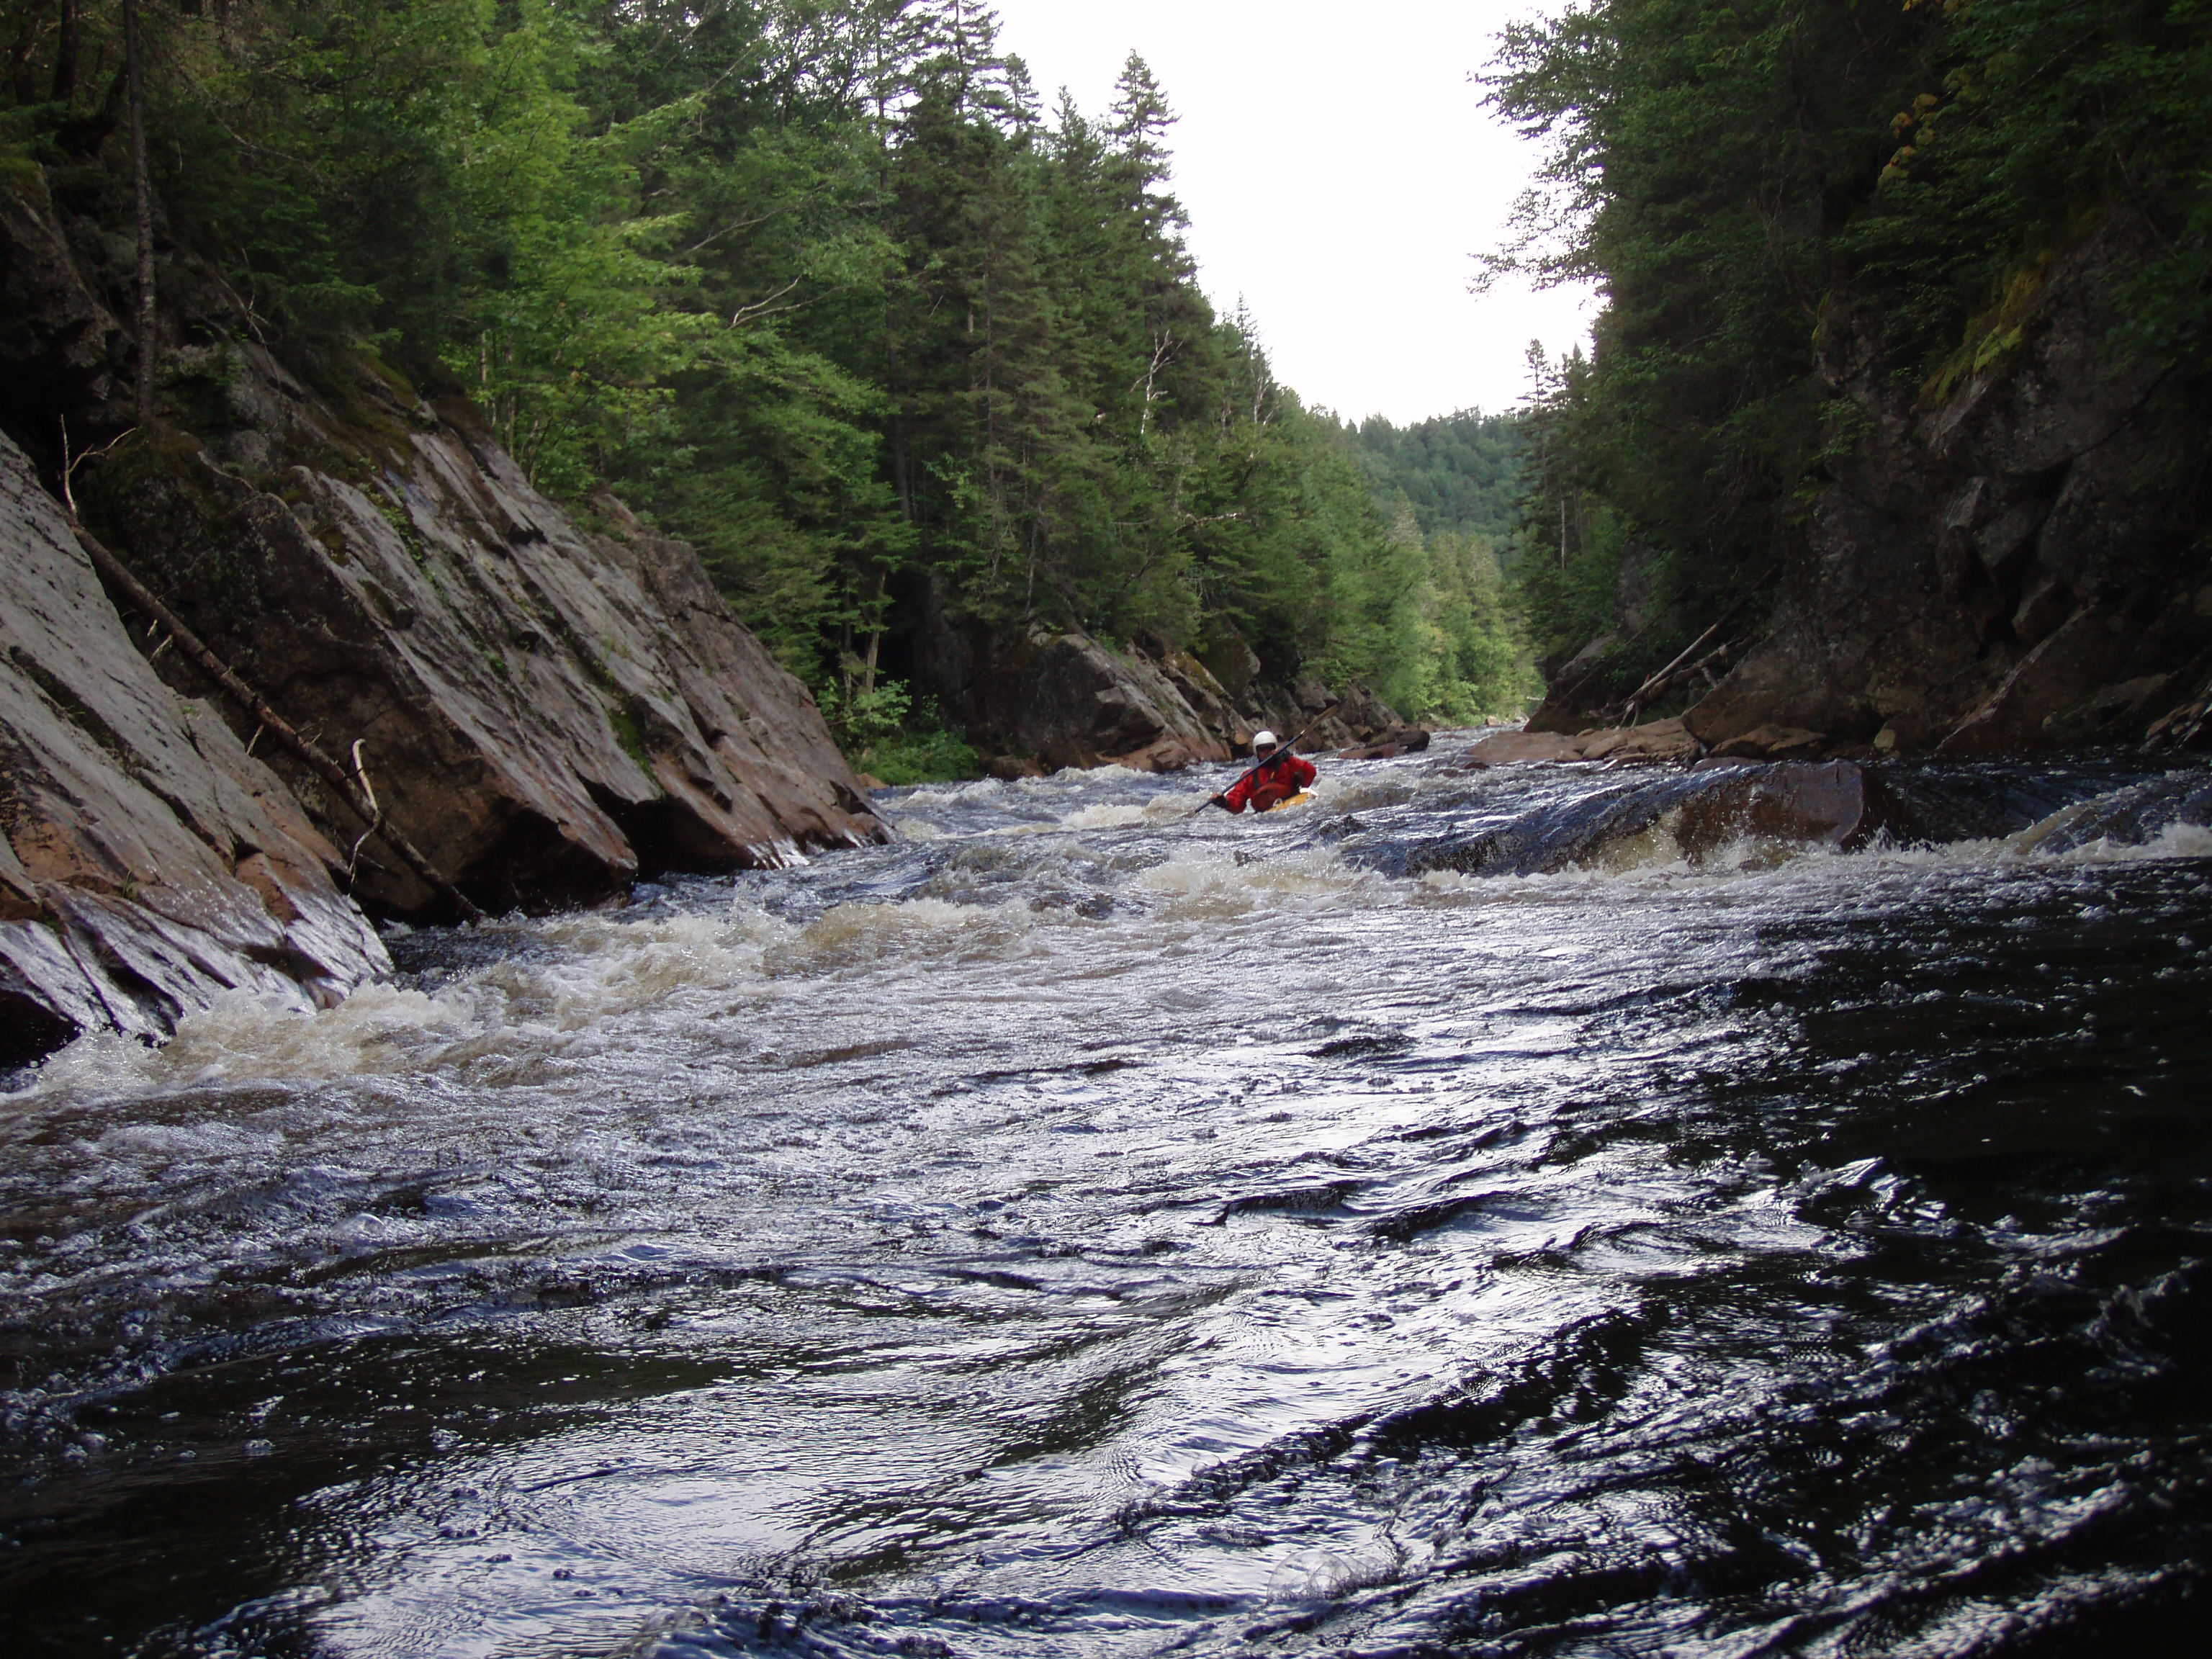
[
  {"x1": 1668, "y1": 760, "x2": 1884, "y2": 859},
  {"x1": 73, "y1": 354, "x2": 886, "y2": 915},
  {"x1": 952, "y1": 629, "x2": 1231, "y2": 773},
  {"x1": 1, "y1": 431, "x2": 388, "y2": 1063}
]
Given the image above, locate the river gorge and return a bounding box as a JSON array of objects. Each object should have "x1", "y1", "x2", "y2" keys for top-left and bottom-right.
[{"x1": 4, "y1": 744, "x2": 2209, "y2": 1656}]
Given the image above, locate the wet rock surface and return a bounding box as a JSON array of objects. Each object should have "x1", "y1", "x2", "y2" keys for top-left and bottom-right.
[
  {"x1": 0, "y1": 431, "x2": 387, "y2": 1059},
  {"x1": 1347, "y1": 753, "x2": 2169, "y2": 879}
]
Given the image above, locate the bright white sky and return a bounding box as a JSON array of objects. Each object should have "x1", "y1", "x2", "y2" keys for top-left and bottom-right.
[{"x1": 984, "y1": 0, "x2": 1596, "y2": 426}]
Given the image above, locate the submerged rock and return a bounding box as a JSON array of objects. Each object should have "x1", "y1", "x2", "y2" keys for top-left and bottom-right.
[
  {"x1": 1, "y1": 431, "x2": 388, "y2": 1061},
  {"x1": 2010, "y1": 771, "x2": 2212, "y2": 855},
  {"x1": 1351, "y1": 757, "x2": 2143, "y2": 881}
]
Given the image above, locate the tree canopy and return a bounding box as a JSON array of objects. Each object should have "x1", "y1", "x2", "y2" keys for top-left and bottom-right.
[{"x1": 1, "y1": 0, "x2": 1538, "y2": 760}]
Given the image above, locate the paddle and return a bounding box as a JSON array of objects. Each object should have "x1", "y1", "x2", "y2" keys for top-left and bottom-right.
[{"x1": 1190, "y1": 701, "x2": 1341, "y2": 817}]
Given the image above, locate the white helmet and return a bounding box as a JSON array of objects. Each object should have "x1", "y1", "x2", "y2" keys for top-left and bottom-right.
[{"x1": 1251, "y1": 730, "x2": 1278, "y2": 752}]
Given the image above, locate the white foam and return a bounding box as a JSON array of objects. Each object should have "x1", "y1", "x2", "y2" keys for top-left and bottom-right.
[
  {"x1": 2006, "y1": 816, "x2": 2212, "y2": 866},
  {"x1": 1134, "y1": 848, "x2": 1381, "y2": 919},
  {"x1": 768, "y1": 896, "x2": 1036, "y2": 974},
  {"x1": 1061, "y1": 803, "x2": 1151, "y2": 830},
  {"x1": 896, "y1": 778, "x2": 1005, "y2": 808}
]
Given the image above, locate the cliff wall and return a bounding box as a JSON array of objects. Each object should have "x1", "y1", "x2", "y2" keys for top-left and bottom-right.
[
  {"x1": 1, "y1": 431, "x2": 387, "y2": 1064},
  {"x1": 1, "y1": 176, "x2": 886, "y2": 1061},
  {"x1": 1684, "y1": 217, "x2": 2212, "y2": 756}
]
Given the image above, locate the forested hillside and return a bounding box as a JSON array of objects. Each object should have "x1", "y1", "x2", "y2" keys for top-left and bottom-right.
[
  {"x1": 1327, "y1": 407, "x2": 1537, "y2": 719},
  {"x1": 1333, "y1": 408, "x2": 1527, "y2": 544},
  {"x1": 0, "y1": 0, "x2": 1530, "y2": 761},
  {"x1": 1490, "y1": 0, "x2": 2212, "y2": 743}
]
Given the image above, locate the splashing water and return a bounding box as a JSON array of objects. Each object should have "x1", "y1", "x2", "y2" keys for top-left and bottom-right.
[{"x1": 4, "y1": 743, "x2": 2210, "y2": 1656}]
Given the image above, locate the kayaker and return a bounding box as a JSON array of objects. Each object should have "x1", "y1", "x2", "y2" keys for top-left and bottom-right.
[{"x1": 1208, "y1": 729, "x2": 1318, "y2": 814}]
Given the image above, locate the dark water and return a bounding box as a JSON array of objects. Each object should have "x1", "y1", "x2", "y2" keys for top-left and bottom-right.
[{"x1": 4, "y1": 744, "x2": 2211, "y2": 1657}]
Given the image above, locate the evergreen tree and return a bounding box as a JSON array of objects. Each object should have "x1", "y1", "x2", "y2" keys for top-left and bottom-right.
[{"x1": 0, "y1": 0, "x2": 1536, "y2": 766}]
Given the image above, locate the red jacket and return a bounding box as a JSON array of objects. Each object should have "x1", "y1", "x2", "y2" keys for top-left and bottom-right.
[{"x1": 1222, "y1": 750, "x2": 1318, "y2": 812}]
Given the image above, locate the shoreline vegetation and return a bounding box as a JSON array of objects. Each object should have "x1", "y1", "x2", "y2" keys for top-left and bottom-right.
[{"x1": 0, "y1": 1, "x2": 1538, "y2": 788}]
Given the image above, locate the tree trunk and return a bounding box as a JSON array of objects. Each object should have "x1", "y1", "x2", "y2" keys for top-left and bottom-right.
[
  {"x1": 9, "y1": 1, "x2": 49, "y2": 106},
  {"x1": 124, "y1": 0, "x2": 156, "y2": 429},
  {"x1": 50, "y1": 0, "x2": 74, "y2": 103},
  {"x1": 858, "y1": 566, "x2": 887, "y2": 697}
]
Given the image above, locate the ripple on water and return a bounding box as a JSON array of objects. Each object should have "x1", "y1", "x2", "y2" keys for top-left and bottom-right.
[{"x1": 3, "y1": 749, "x2": 2210, "y2": 1656}]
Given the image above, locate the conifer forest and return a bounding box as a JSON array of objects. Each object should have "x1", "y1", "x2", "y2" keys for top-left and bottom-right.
[
  {"x1": 1493, "y1": 0, "x2": 2211, "y2": 698},
  {"x1": 0, "y1": 1, "x2": 1534, "y2": 781}
]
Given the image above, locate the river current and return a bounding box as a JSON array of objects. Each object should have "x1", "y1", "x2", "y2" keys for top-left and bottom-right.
[{"x1": 4, "y1": 741, "x2": 2211, "y2": 1657}]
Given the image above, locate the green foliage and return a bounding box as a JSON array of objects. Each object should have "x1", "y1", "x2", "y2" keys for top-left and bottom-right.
[
  {"x1": 819, "y1": 677, "x2": 980, "y2": 784},
  {"x1": 1329, "y1": 409, "x2": 1530, "y2": 542},
  {"x1": 1485, "y1": 0, "x2": 2211, "y2": 670},
  {"x1": 3, "y1": 0, "x2": 1514, "y2": 754}
]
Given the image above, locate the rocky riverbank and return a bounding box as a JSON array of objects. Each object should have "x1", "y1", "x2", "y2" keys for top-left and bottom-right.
[
  {"x1": 1529, "y1": 216, "x2": 2212, "y2": 758},
  {"x1": 907, "y1": 620, "x2": 1421, "y2": 778},
  {"x1": 1, "y1": 178, "x2": 889, "y2": 1060}
]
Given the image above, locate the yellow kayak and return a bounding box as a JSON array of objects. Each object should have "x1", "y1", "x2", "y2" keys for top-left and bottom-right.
[{"x1": 1256, "y1": 791, "x2": 1315, "y2": 813}]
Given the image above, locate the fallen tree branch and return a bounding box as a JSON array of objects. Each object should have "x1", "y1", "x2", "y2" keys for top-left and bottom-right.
[
  {"x1": 1620, "y1": 640, "x2": 1734, "y2": 728},
  {"x1": 52, "y1": 436, "x2": 483, "y2": 920},
  {"x1": 1624, "y1": 620, "x2": 1726, "y2": 711}
]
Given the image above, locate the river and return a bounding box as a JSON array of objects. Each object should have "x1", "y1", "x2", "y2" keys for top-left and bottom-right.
[{"x1": 4, "y1": 742, "x2": 2210, "y2": 1657}]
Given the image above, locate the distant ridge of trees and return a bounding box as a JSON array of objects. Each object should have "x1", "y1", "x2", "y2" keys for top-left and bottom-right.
[{"x1": 1330, "y1": 408, "x2": 1529, "y2": 544}]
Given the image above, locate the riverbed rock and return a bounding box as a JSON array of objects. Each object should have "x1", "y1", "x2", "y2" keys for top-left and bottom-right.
[
  {"x1": 1333, "y1": 729, "x2": 1434, "y2": 761},
  {"x1": 1461, "y1": 730, "x2": 1589, "y2": 765},
  {"x1": 1460, "y1": 719, "x2": 1698, "y2": 767},
  {"x1": 2010, "y1": 771, "x2": 2212, "y2": 854},
  {"x1": 1580, "y1": 718, "x2": 1701, "y2": 764},
  {"x1": 1, "y1": 430, "x2": 389, "y2": 1062},
  {"x1": 1668, "y1": 760, "x2": 1884, "y2": 859},
  {"x1": 1711, "y1": 724, "x2": 1830, "y2": 760}
]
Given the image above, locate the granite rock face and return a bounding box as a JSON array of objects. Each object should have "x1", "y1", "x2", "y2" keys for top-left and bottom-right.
[
  {"x1": 1683, "y1": 214, "x2": 2212, "y2": 755},
  {"x1": 1, "y1": 431, "x2": 388, "y2": 1063},
  {"x1": 71, "y1": 355, "x2": 888, "y2": 917}
]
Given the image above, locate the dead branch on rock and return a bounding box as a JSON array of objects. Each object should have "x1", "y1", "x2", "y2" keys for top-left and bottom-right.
[
  {"x1": 1613, "y1": 606, "x2": 1746, "y2": 727},
  {"x1": 53, "y1": 428, "x2": 484, "y2": 921}
]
